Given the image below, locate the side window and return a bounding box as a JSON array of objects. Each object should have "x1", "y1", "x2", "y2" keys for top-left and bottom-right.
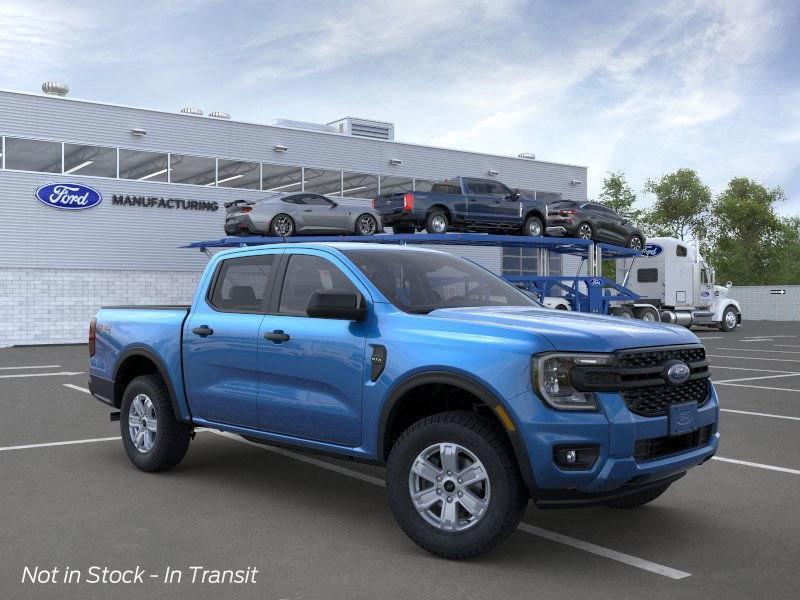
[
  {"x1": 637, "y1": 268, "x2": 659, "y2": 283},
  {"x1": 486, "y1": 181, "x2": 510, "y2": 196},
  {"x1": 430, "y1": 181, "x2": 461, "y2": 194},
  {"x1": 282, "y1": 195, "x2": 305, "y2": 205},
  {"x1": 701, "y1": 269, "x2": 709, "y2": 284},
  {"x1": 466, "y1": 180, "x2": 490, "y2": 195},
  {"x1": 279, "y1": 254, "x2": 359, "y2": 317},
  {"x1": 304, "y1": 194, "x2": 334, "y2": 206},
  {"x1": 209, "y1": 254, "x2": 277, "y2": 313},
  {"x1": 676, "y1": 245, "x2": 688, "y2": 257}
]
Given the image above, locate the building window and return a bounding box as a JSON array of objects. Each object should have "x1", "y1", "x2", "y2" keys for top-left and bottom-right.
[
  {"x1": 262, "y1": 164, "x2": 302, "y2": 192},
  {"x1": 502, "y1": 249, "x2": 562, "y2": 277},
  {"x1": 379, "y1": 175, "x2": 413, "y2": 195},
  {"x1": 217, "y1": 159, "x2": 260, "y2": 189},
  {"x1": 63, "y1": 143, "x2": 117, "y2": 177},
  {"x1": 637, "y1": 268, "x2": 659, "y2": 283},
  {"x1": 304, "y1": 168, "x2": 342, "y2": 196},
  {"x1": 170, "y1": 154, "x2": 216, "y2": 186},
  {"x1": 341, "y1": 172, "x2": 378, "y2": 198},
  {"x1": 4, "y1": 137, "x2": 61, "y2": 173},
  {"x1": 119, "y1": 149, "x2": 169, "y2": 182}
]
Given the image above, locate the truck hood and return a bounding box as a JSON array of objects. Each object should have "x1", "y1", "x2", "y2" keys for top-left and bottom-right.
[{"x1": 427, "y1": 306, "x2": 700, "y2": 353}]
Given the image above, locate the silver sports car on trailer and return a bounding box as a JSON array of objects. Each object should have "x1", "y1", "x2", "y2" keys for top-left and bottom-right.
[{"x1": 224, "y1": 192, "x2": 383, "y2": 237}]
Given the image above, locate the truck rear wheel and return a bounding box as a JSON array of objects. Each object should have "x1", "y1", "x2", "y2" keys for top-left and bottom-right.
[
  {"x1": 605, "y1": 482, "x2": 671, "y2": 508},
  {"x1": 425, "y1": 210, "x2": 449, "y2": 234},
  {"x1": 522, "y1": 215, "x2": 543, "y2": 237},
  {"x1": 386, "y1": 411, "x2": 528, "y2": 560},
  {"x1": 120, "y1": 374, "x2": 191, "y2": 472}
]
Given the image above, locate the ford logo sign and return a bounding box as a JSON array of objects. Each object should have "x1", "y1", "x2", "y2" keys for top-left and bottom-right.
[
  {"x1": 588, "y1": 277, "x2": 604, "y2": 287},
  {"x1": 675, "y1": 409, "x2": 694, "y2": 427},
  {"x1": 641, "y1": 244, "x2": 663, "y2": 257},
  {"x1": 35, "y1": 183, "x2": 102, "y2": 210},
  {"x1": 665, "y1": 362, "x2": 691, "y2": 385}
]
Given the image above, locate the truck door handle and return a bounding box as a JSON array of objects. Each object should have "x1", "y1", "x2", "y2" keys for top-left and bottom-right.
[
  {"x1": 303, "y1": 209, "x2": 313, "y2": 212},
  {"x1": 264, "y1": 330, "x2": 290, "y2": 343},
  {"x1": 192, "y1": 325, "x2": 214, "y2": 337}
]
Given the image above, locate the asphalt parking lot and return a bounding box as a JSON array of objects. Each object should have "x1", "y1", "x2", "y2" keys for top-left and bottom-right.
[{"x1": 2, "y1": 321, "x2": 799, "y2": 600}]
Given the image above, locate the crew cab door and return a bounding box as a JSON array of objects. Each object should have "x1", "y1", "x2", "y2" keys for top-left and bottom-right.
[
  {"x1": 256, "y1": 250, "x2": 368, "y2": 447},
  {"x1": 183, "y1": 251, "x2": 282, "y2": 427},
  {"x1": 463, "y1": 179, "x2": 496, "y2": 224}
]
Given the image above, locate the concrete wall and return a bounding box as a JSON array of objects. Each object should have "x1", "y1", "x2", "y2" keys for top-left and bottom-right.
[{"x1": 730, "y1": 286, "x2": 800, "y2": 322}]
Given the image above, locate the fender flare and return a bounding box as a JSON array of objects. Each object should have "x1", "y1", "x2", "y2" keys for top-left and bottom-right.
[
  {"x1": 377, "y1": 370, "x2": 535, "y2": 490},
  {"x1": 714, "y1": 299, "x2": 742, "y2": 322},
  {"x1": 113, "y1": 347, "x2": 190, "y2": 422}
]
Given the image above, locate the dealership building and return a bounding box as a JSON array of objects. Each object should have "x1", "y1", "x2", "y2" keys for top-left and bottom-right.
[{"x1": 0, "y1": 84, "x2": 588, "y2": 345}]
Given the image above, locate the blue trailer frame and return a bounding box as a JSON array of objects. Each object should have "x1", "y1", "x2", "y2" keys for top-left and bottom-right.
[{"x1": 184, "y1": 233, "x2": 641, "y2": 315}]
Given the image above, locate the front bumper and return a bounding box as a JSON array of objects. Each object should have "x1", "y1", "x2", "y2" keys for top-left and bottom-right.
[{"x1": 506, "y1": 384, "x2": 720, "y2": 506}]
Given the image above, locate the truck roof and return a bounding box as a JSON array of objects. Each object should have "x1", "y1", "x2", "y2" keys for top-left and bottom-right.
[{"x1": 211, "y1": 241, "x2": 445, "y2": 260}]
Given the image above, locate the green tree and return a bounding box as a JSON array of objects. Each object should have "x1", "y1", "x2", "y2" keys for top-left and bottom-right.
[
  {"x1": 598, "y1": 171, "x2": 641, "y2": 221},
  {"x1": 642, "y1": 169, "x2": 711, "y2": 241},
  {"x1": 708, "y1": 178, "x2": 786, "y2": 285}
]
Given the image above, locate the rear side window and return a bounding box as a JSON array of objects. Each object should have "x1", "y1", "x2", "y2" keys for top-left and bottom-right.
[
  {"x1": 209, "y1": 254, "x2": 277, "y2": 313},
  {"x1": 637, "y1": 268, "x2": 659, "y2": 283},
  {"x1": 279, "y1": 254, "x2": 359, "y2": 317},
  {"x1": 431, "y1": 180, "x2": 462, "y2": 195}
]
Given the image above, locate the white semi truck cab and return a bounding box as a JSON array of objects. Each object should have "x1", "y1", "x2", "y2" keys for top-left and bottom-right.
[{"x1": 615, "y1": 237, "x2": 742, "y2": 331}]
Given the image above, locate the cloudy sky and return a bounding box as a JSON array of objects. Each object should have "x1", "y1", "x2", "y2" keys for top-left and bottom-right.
[{"x1": 2, "y1": 0, "x2": 799, "y2": 211}]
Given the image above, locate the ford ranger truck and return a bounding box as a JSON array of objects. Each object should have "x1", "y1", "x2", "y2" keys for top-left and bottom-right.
[
  {"x1": 89, "y1": 243, "x2": 719, "y2": 560},
  {"x1": 372, "y1": 177, "x2": 550, "y2": 237}
]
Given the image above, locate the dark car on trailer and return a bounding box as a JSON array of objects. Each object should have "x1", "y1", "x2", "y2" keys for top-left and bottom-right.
[
  {"x1": 372, "y1": 176, "x2": 550, "y2": 237},
  {"x1": 546, "y1": 200, "x2": 645, "y2": 249}
]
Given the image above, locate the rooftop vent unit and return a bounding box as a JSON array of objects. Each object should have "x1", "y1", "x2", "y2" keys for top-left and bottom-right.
[
  {"x1": 42, "y1": 82, "x2": 69, "y2": 96},
  {"x1": 328, "y1": 117, "x2": 395, "y2": 141},
  {"x1": 180, "y1": 106, "x2": 203, "y2": 116},
  {"x1": 518, "y1": 152, "x2": 536, "y2": 160},
  {"x1": 269, "y1": 119, "x2": 337, "y2": 134},
  {"x1": 208, "y1": 111, "x2": 231, "y2": 119}
]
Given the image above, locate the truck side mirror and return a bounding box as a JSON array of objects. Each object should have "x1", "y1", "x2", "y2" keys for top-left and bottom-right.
[
  {"x1": 306, "y1": 290, "x2": 366, "y2": 321},
  {"x1": 505, "y1": 189, "x2": 520, "y2": 201}
]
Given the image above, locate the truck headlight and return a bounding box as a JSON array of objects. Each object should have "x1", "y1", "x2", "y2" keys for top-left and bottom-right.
[{"x1": 532, "y1": 353, "x2": 612, "y2": 411}]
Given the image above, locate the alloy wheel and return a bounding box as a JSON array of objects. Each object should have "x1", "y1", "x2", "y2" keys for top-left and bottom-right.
[
  {"x1": 578, "y1": 224, "x2": 592, "y2": 239},
  {"x1": 358, "y1": 215, "x2": 377, "y2": 235},
  {"x1": 526, "y1": 220, "x2": 542, "y2": 236},
  {"x1": 128, "y1": 393, "x2": 157, "y2": 454},
  {"x1": 430, "y1": 215, "x2": 447, "y2": 233},
  {"x1": 273, "y1": 216, "x2": 293, "y2": 236},
  {"x1": 408, "y1": 442, "x2": 491, "y2": 532},
  {"x1": 629, "y1": 236, "x2": 643, "y2": 250},
  {"x1": 725, "y1": 310, "x2": 737, "y2": 329}
]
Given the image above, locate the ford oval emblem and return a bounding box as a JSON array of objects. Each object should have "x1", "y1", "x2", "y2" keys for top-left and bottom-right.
[
  {"x1": 641, "y1": 244, "x2": 663, "y2": 257},
  {"x1": 588, "y1": 277, "x2": 604, "y2": 287},
  {"x1": 666, "y1": 362, "x2": 691, "y2": 385},
  {"x1": 35, "y1": 183, "x2": 102, "y2": 210},
  {"x1": 675, "y1": 409, "x2": 693, "y2": 426}
]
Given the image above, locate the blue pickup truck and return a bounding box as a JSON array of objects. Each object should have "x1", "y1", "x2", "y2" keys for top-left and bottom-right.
[
  {"x1": 373, "y1": 177, "x2": 550, "y2": 236},
  {"x1": 89, "y1": 242, "x2": 719, "y2": 559}
]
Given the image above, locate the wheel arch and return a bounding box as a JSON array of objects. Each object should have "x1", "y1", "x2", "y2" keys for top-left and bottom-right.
[
  {"x1": 427, "y1": 203, "x2": 453, "y2": 221},
  {"x1": 377, "y1": 370, "x2": 535, "y2": 490},
  {"x1": 524, "y1": 209, "x2": 545, "y2": 224},
  {"x1": 113, "y1": 347, "x2": 188, "y2": 422}
]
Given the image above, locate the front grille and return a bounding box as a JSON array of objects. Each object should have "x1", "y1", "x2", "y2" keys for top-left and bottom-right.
[
  {"x1": 618, "y1": 346, "x2": 706, "y2": 368},
  {"x1": 622, "y1": 378, "x2": 710, "y2": 417},
  {"x1": 634, "y1": 425, "x2": 713, "y2": 461},
  {"x1": 571, "y1": 344, "x2": 711, "y2": 417}
]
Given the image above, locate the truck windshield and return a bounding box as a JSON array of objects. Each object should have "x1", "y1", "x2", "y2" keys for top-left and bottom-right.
[{"x1": 343, "y1": 249, "x2": 539, "y2": 314}]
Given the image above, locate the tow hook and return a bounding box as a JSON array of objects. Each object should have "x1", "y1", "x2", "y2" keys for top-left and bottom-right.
[{"x1": 109, "y1": 411, "x2": 120, "y2": 422}]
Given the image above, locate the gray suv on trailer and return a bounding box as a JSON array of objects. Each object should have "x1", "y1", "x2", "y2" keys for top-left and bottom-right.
[{"x1": 225, "y1": 192, "x2": 383, "y2": 237}]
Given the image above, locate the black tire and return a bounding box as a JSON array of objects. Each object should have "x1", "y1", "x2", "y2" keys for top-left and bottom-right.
[
  {"x1": 720, "y1": 306, "x2": 738, "y2": 332},
  {"x1": 354, "y1": 213, "x2": 379, "y2": 236},
  {"x1": 269, "y1": 214, "x2": 295, "y2": 237},
  {"x1": 120, "y1": 374, "x2": 191, "y2": 472},
  {"x1": 392, "y1": 224, "x2": 416, "y2": 234},
  {"x1": 576, "y1": 222, "x2": 593, "y2": 240},
  {"x1": 386, "y1": 411, "x2": 528, "y2": 560},
  {"x1": 606, "y1": 483, "x2": 671, "y2": 508},
  {"x1": 634, "y1": 306, "x2": 659, "y2": 322},
  {"x1": 627, "y1": 235, "x2": 644, "y2": 251},
  {"x1": 555, "y1": 304, "x2": 569, "y2": 310},
  {"x1": 522, "y1": 215, "x2": 544, "y2": 237},
  {"x1": 611, "y1": 306, "x2": 635, "y2": 319},
  {"x1": 425, "y1": 209, "x2": 449, "y2": 234}
]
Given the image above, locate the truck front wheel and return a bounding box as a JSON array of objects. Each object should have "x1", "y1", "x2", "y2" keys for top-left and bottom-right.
[
  {"x1": 121, "y1": 374, "x2": 191, "y2": 472},
  {"x1": 720, "y1": 306, "x2": 738, "y2": 332},
  {"x1": 386, "y1": 411, "x2": 528, "y2": 560}
]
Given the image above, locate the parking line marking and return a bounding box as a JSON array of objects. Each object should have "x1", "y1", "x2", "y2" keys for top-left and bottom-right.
[
  {"x1": 716, "y1": 348, "x2": 800, "y2": 354},
  {"x1": 0, "y1": 436, "x2": 120, "y2": 453},
  {"x1": 775, "y1": 344, "x2": 800, "y2": 349},
  {"x1": 0, "y1": 364, "x2": 61, "y2": 371},
  {"x1": 515, "y1": 524, "x2": 691, "y2": 579},
  {"x1": 711, "y1": 365, "x2": 799, "y2": 373},
  {"x1": 739, "y1": 339, "x2": 774, "y2": 342},
  {"x1": 721, "y1": 408, "x2": 800, "y2": 421},
  {"x1": 707, "y1": 354, "x2": 800, "y2": 363},
  {"x1": 712, "y1": 457, "x2": 800, "y2": 475},
  {"x1": 714, "y1": 382, "x2": 800, "y2": 393},
  {"x1": 63, "y1": 383, "x2": 91, "y2": 394},
  {"x1": 696, "y1": 336, "x2": 723, "y2": 340},
  {"x1": 214, "y1": 431, "x2": 692, "y2": 580},
  {"x1": 714, "y1": 373, "x2": 800, "y2": 384},
  {"x1": 0, "y1": 371, "x2": 84, "y2": 379}
]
